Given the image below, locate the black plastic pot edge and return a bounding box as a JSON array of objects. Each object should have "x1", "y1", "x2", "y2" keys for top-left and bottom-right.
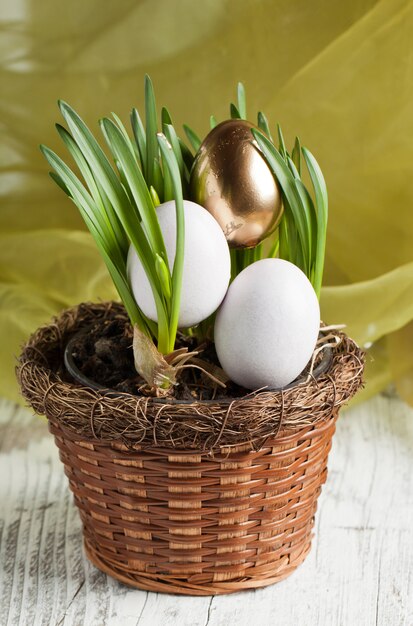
[{"x1": 64, "y1": 329, "x2": 333, "y2": 406}]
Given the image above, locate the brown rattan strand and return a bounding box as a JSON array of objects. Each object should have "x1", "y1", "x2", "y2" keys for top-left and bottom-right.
[{"x1": 48, "y1": 414, "x2": 336, "y2": 595}]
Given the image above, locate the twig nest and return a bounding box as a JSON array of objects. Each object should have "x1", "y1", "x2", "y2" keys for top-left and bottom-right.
[
  {"x1": 128, "y1": 200, "x2": 231, "y2": 327},
  {"x1": 17, "y1": 302, "x2": 365, "y2": 450},
  {"x1": 214, "y1": 258, "x2": 320, "y2": 389}
]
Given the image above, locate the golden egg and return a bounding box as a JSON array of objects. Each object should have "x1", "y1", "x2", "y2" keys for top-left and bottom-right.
[{"x1": 189, "y1": 119, "x2": 283, "y2": 248}]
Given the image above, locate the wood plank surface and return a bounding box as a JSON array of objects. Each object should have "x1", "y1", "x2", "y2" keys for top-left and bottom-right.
[{"x1": 0, "y1": 394, "x2": 412, "y2": 626}]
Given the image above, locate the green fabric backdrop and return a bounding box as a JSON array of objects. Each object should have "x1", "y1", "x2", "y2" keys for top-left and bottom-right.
[{"x1": 1, "y1": 0, "x2": 413, "y2": 404}]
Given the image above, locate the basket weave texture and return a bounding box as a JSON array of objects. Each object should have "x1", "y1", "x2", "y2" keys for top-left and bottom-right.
[
  {"x1": 50, "y1": 416, "x2": 335, "y2": 594},
  {"x1": 17, "y1": 303, "x2": 364, "y2": 595}
]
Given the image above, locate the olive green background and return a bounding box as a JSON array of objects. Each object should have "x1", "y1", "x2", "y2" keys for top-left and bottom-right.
[{"x1": 1, "y1": 0, "x2": 413, "y2": 404}]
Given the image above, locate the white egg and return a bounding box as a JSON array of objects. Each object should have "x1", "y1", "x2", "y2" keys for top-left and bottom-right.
[
  {"x1": 127, "y1": 200, "x2": 231, "y2": 328},
  {"x1": 214, "y1": 258, "x2": 320, "y2": 390}
]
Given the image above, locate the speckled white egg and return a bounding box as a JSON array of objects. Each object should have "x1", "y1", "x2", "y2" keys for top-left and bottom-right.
[
  {"x1": 127, "y1": 200, "x2": 231, "y2": 328},
  {"x1": 214, "y1": 258, "x2": 320, "y2": 390}
]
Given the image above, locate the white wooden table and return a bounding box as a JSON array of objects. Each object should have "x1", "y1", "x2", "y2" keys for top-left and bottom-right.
[{"x1": 0, "y1": 393, "x2": 412, "y2": 626}]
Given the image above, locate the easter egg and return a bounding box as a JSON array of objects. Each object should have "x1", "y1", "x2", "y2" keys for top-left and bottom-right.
[
  {"x1": 214, "y1": 258, "x2": 320, "y2": 390},
  {"x1": 189, "y1": 119, "x2": 283, "y2": 248},
  {"x1": 127, "y1": 200, "x2": 231, "y2": 328}
]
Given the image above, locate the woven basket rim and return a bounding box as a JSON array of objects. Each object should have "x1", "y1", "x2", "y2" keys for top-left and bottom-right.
[{"x1": 17, "y1": 301, "x2": 365, "y2": 451}]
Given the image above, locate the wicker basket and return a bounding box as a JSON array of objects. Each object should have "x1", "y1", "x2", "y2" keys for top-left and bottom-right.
[{"x1": 17, "y1": 303, "x2": 364, "y2": 595}]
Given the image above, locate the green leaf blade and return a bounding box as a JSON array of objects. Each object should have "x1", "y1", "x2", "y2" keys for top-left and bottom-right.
[
  {"x1": 302, "y1": 147, "x2": 328, "y2": 298},
  {"x1": 131, "y1": 107, "x2": 147, "y2": 175},
  {"x1": 100, "y1": 117, "x2": 167, "y2": 263},
  {"x1": 277, "y1": 124, "x2": 287, "y2": 158},
  {"x1": 183, "y1": 124, "x2": 201, "y2": 152},
  {"x1": 164, "y1": 123, "x2": 184, "y2": 179},
  {"x1": 144, "y1": 74, "x2": 159, "y2": 188},
  {"x1": 56, "y1": 122, "x2": 128, "y2": 258},
  {"x1": 157, "y1": 132, "x2": 185, "y2": 352},
  {"x1": 292, "y1": 136, "x2": 301, "y2": 175},
  {"x1": 237, "y1": 82, "x2": 247, "y2": 119},
  {"x1": 230, "y1": 103, "x2": 241, "y2": 119},
  {"x1": 252, "y1": 129, "x2": 310, "y2": 274},
  {"x1": 161, "y1": 106, "x2": 173, "y2": 127},
  {"x1": 257, "y1": 112, "x2": 272, "y2": 140}
]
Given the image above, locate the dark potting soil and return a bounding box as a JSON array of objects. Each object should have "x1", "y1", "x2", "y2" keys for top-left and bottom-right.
[{"x1": 69, "y1": 313, "x2": 245, "y2": 401}]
